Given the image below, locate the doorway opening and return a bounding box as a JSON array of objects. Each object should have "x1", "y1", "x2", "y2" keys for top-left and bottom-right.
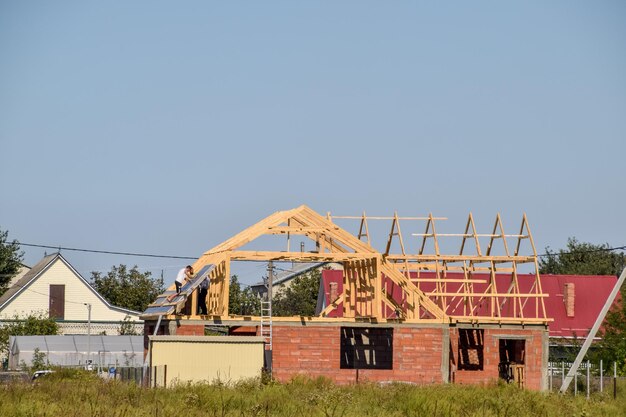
[{"x1": 498, "y1": 338, "x2": 526, "y2": 387}]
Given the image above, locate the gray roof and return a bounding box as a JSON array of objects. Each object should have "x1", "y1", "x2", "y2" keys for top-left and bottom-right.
[
  {"x1": 10, "y1": 335, "x2": 143, "y2": 354},
  {"x1": 251, "y1": 262, "x2": 327, "y2": 289},
  {"x1": 0, "y1": 254, "x2": 57, "y2": 307},
  {"x1": 9, "y1": 335, "x2": 144, "y2": 367}
]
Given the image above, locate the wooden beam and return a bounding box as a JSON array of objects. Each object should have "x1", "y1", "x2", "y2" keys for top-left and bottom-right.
[
  {"x1": 231, "y1": 251, "x2": 373, "y2": 262},
  {"x1": 385, "y1": 255, "x2": 535, "y2": 263},
  {"x1": 266, "y1": 226, "x2": 326, "y2": 234},
  {"x1": 426, "y1": 292, "x2": 549, "y2": 298}
]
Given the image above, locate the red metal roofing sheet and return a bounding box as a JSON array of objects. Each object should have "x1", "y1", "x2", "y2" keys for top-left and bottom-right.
[{"x1": 320, "y1": 270, "x2": 619, "y2": 337}]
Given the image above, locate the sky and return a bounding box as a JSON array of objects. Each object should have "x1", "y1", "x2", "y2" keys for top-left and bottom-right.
[{"x1": 1, "y1": 1, "x2": 625, "y2": 286}]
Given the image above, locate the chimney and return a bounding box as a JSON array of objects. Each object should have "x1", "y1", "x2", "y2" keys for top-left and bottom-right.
[
  {"x1": 329, "y1": 282, "x2": 338, "y2": 303},
  {"x1": 564, "y1": 283, "x2": 575, "y2": 317}
]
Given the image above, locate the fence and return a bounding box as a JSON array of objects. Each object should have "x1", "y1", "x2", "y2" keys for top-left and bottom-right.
[{"x1": 548, "y1": 361, "x2": 624, "y2": 398}]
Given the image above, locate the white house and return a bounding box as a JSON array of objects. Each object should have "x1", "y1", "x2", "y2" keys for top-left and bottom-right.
[{"x1": 0, "y1": 253, "x2": 142, "y2": 335}]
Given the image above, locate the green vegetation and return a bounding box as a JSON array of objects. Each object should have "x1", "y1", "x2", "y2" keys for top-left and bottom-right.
[
  {"x1": 0, "y1": 228, "x2": 24, "y2": 297},
  {"x1": 119, "y1": 315, "x2": 140, "y2": 335},
  {"x1": 229, "y1": 269, "x2": 321, "y2": 317},
  {"x1": 273, "y1": 270, "x2": 320, "y2": 316},
  {"x1": 91, "y1": 264, "x2": 164, "y2": 312},
  {"x1": 229, "y1": 275, "x2": 261, "y2": 315},
  {"x1": 0, "y1": 311, "x2": 59, "y2": 358},
  {"x1": 539, "y1": 237, "x2": 625, "y2": 277},
  {"x1": 0, "y1": 373, "x2": 625, "y2": 416}
]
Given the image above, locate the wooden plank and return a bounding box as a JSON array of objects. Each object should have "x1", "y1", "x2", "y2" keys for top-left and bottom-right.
[
  {"x1": 154, "y1": 313, "x2": 550, "y2": 325},
  {"x1": 230, "y1": 251, "x2": 373, "y2": 261},
  {"x1": 426, "y1": 292, "x2": 549, "y2": 298},
  {"x1": 267, "y1": 226, "x2": 326, "y2": 234},
  {"x1": 385, "y1": 255, "x2": 535, "y2": 262}
]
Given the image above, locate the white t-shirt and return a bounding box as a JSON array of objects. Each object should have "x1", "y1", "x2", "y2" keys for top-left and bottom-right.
[{"x1": 175, "y1": 268, "x2": 188, "y2": 284}]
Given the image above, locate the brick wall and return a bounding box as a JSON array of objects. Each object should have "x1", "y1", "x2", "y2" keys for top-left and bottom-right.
[
  {"x1": 272, "y1": 325, "x2": 445, "y2": 385},
  {"x1": 450, "y1": 327, "x2": 546, "y2": 390},
  {"x1": 174, "y1": 323, "x2": 205, "y2": 336}
]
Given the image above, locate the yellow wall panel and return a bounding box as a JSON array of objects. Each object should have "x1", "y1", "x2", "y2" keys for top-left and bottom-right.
[{"x1": 150, "y1": 336, "x2": 264, "y2": 386}]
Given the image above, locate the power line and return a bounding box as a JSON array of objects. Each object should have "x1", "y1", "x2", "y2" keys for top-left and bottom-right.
[
  {"x1": 19, "y1": 242, "x2": 197, "y2": 260},
  {"x1": 9, "y1": 282, "x2": 90, "y2": 306},
  {"x1": 16, "y1": 241, "x2": 626, "y2": 262},
  {"x1": 537, "y1": 245, "x2": 626, "y2": 258}
]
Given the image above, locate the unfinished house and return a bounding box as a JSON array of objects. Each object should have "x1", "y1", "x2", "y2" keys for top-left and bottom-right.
[{"x1": 141, "y1": 205, "x2": 549, "y2": 389}]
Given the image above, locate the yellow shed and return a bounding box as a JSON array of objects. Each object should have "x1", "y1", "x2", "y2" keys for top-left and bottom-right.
[{"x1": 148, "y1": 336, "x2": 265, "y2": 386}]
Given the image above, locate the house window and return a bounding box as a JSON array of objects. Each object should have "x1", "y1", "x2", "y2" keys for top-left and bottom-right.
[
  {"x1": 340, "y1": 327, "x2": 393, "y2": 370},
  {"x1": 458, "y1": 329, "x2": 484, "y2": 370},
  {"x1": 49, "y1": 284, "x2": 65, "y2": 319}
]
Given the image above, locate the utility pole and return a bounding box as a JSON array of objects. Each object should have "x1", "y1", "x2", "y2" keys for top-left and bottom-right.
[
  {"x1": 268, "y1": 260, "x2": 274, "y2": 302},
  {"x1": 85, "y1": 303, "x2": 92, "y2": 369}
]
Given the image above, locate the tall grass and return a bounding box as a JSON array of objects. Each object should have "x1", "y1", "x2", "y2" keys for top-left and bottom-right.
[{"x1": 1, "y1": 370, "x2": 625, "y2": 417}]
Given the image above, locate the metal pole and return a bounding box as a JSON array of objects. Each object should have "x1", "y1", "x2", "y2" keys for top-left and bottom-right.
[
  {"x1": 268, "y1": 260, "x2": 273, "y2": 351},
  {"x1": 560, "y1": 267, "x2": 626, "y2": 393},
  {"x1": 268, "y1": 261, "x2": 274, "y2": 302},
  {"x1": 85, "y1": 303, "x2": 91, "y2": 369},
  {"x1": 600, "y1": 360, "x2": 603, "y2": 393},
  {"x1": 586, "y1": 360, "x2": 590, "y2": 399},
  {"x1": 614, "y1": 362, "x2": 617, "y2": 400},
  {"x1": 549, "y1": 363, "x2": 553, "y2": 391},
  {"x1": 574, "y1": 370, "x2": 577, "y2": 396}
]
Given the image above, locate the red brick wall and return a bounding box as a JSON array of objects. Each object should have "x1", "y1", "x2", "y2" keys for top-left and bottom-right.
[
  {"x1": 175, "y1": 323, "x2": 205, "y2": 336},
  {"x1": 450, "y1": 327, "x2": 546, "y2": 390},
  {"x1": 272, "y1": 325, "x2": 444, "y2": 385}
]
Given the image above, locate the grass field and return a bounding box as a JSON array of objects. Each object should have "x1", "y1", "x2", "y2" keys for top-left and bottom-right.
[{"x1": 1, "y1": 370, "x2": 625, "y2": 417}]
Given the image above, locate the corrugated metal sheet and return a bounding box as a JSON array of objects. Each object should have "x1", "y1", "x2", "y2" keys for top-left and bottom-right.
[{"x1": 149, "y1": 336, "x2": 264, "y2": 386}]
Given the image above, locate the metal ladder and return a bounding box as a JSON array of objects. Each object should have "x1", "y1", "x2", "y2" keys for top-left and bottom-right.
[{"x1": 260, "y1": 300, "x2": 272, "y2": 349}]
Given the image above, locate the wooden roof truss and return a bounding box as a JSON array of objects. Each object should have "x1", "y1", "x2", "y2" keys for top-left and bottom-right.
[{"x1": 142, "y1": 205, "x2": 548, "y2": 325}]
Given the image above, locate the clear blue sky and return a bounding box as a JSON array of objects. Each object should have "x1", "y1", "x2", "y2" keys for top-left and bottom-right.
[{"x1": 1, "y1": 2, "x2": 625, "y2": 284}]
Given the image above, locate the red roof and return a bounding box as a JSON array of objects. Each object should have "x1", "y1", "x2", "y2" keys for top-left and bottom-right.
[
  {"x1": 541, "y1": 274, "x2": 619, "y2": 338},
  {"x1": 319, "y1": 270, "x2": 619, "y2": 338}
]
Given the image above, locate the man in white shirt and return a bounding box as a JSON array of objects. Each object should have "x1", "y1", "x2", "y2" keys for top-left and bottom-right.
[{"x1": 175, "y1": 265, "x2": 194, "y2": 294}]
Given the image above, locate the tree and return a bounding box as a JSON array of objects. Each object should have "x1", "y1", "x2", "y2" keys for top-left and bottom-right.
[
  {"x1": 228, "y1": 275, "x2": 260, "y2": 316},
  {"x1": 0, "y1": 228, "x2": 24, "y2": 297},
  {"x1": 539, "y1": 237, "x2": 625, "y2": 276},
  {"x1": 118, "y1": 315, "x2": 139, "y2": 335},
  {"x1": 273, "y1": 270, "x2": 321, "y2": 316},
  {"x1": 596, "y1": 301, "x2": 626, "y2": 374},
  {"x1": 30, "y1": 348, "x2": 49, "y2": 372},
  {"x1": 91, "y1": 265, "x2": 164, "y2": 312},
  {"x1": 0, "y1": 311, "x2": 59, "y2": 358}
]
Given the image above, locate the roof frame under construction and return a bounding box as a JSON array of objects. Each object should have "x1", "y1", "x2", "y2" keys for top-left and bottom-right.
[{"x1": 141, "y1": 205, "x2": 549, "y2": 326}]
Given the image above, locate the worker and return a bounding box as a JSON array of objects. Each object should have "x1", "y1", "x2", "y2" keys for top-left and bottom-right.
[
  {"x1": 175, "y1": 265, "x2": 194, "y2": 294},
  {"x1": 198, "y1": 277, "x2": 209, "y2": 315}
]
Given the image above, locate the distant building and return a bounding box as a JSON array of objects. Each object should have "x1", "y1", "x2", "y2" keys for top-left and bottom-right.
[
  {"x1": 0, "y1": 253, "x2": 142, "y2": 336},
  {"x1": 250, "y1": 262, "x2": 341, "y2": 298}
]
